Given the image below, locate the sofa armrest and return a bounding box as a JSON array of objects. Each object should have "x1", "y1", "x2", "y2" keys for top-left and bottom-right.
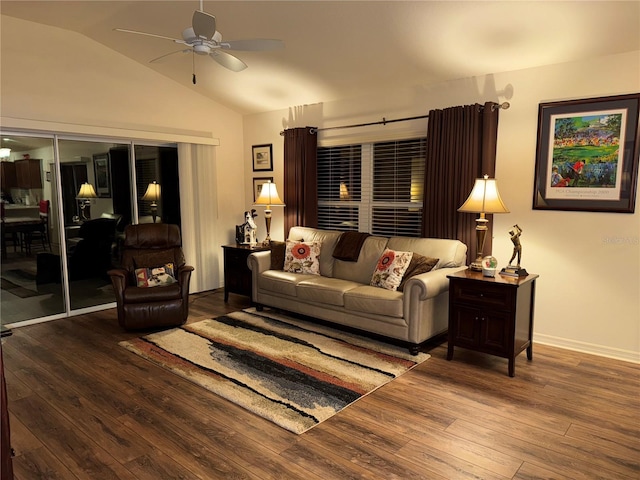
[
  {"x1": 107, "y1": 268, "x2": 128, "y2": 311},
  {"x1": 248, "y1": 250, "x2": 272, "y2": 303},
  {"x1": 247, "y1": 250, "x2": 271, "y2": 273},
  {"x1": 403, "y1": 265, "x2": 467, "y2": 343},
  {"x1": 403, "y1": 266, "x2": 466, "y2": 301},
  {"x1": 107, "y1": 268, "x2": 128, "y2": 288},
  {"x1": 178, "y1": 265, "x2": 194, "y2": 295}
]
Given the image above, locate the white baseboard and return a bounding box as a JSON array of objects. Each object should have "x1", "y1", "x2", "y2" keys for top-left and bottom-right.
[{"x1": 534, "y1": 333, "x2": 640, "y2": 364}]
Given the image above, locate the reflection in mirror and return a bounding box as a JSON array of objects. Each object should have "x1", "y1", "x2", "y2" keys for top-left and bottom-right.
[
  {"x1": 1, "y1": 134, "x2": 65, "y2": 324},
  {"x1": 55, "y1": 140, "x2": 132, "y2": 311},
  {"x1": 135, "y1": 145, "x2": 181, "y2": 228},
  {"x1": 1, "y1": 136, "x2": 179, "y2": 326}
]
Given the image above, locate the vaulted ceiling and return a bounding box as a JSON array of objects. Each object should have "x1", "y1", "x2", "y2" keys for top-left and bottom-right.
[{"x1": 1, "y1": 1, "x2": 639, "y2": 115}]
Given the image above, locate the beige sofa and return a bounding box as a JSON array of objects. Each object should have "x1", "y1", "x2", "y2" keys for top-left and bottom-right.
[{"x1": 248, "y1": 227, "x2": 467, "y2": 354}]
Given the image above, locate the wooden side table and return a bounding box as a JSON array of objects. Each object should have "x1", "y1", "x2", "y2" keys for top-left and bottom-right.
[
  {"x1": 447, "y1": 269, "x2": 539, "y2": 377},
  {"x1": 222, "y1": 244, "x2": 270, "y2": 302}
]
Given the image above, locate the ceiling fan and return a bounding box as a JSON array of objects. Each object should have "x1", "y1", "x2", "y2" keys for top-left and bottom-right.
[{"x1": 114, "y1": 0, "x2": 284, "y2": 82}]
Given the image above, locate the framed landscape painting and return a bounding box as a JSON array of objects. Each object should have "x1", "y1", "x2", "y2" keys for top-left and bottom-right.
[{"x1": 532, "y1": 93, "x2": 640, "y2": 213}]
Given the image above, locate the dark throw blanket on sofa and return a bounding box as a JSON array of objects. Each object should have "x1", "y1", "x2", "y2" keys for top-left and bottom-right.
[{"x1": 332, "y1": 231, "x2": 371, "y2": 262}]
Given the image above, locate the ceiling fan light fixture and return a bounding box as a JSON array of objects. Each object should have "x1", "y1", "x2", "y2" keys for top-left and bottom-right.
[
  {"x1": 182, "y1": 27, "x2": 197, "y2": 42},
  {"x1": 193, "y1": 44, "x2": 210, "y2": 54}
]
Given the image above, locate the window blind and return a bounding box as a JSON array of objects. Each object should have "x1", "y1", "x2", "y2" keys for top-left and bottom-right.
[
  {"x1": 317, "y1": 138, "x2": 425, "y2": 237},
  {"x1": 371, "y1": 139, "x2": 425, "y2": 237},
  {"x1": 317, "y1": 145, "x2": 362, "y2": 230}
]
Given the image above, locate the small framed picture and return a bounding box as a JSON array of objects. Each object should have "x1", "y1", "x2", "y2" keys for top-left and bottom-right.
[
  {"x1": 252, "y1": 144, "x2": 273, "y2": 172},
  {"x1": 253, "y1": 177, "x2": 273, "y2": 202},
  {"x1": 93, "y1": 153, "x2": 112, "y2": 198},
  {"x1": 532, "y1": 93, "x2": 639, "y2": 213}
]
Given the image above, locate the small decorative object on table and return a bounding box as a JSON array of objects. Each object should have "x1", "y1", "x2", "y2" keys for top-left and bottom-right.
[
  {"x1": 235, "y1": 209, "x2": 258, "y2": 246},
  {"x1": 481, "y1": 255, "x2": 498, "y2": 277},
  {"x1": 501, "y1": 224, "x2": 528, "y2": 277}
]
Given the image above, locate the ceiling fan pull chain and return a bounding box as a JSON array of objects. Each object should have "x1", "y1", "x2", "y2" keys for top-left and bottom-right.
[{"x1": 192, "y1": 51, "x2": 197, "y2": 84}]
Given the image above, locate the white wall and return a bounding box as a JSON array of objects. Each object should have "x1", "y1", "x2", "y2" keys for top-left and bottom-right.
[
  {"x1": 244, "y1": 51, "x2": 640, "y2": 362},
  {"x1": 1, "y1": 16, "x2": 247, "y2": 291}
]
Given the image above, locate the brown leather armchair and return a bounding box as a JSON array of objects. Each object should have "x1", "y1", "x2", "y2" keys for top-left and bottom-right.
[{"x1": 108, "y1": 223, "x2": 194, "y2": 330}]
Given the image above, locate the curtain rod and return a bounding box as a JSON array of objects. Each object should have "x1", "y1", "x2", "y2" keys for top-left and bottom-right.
[{"x1": 279, "y1": 101, "x2": 510, "y2": 136}]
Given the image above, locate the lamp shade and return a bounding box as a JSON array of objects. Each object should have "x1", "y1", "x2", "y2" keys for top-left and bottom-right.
[
  {"x1": 339, "y1": 182, "x2": 350, "y2": 200},
  {"x1": 77, "y1": 183, "x2": 98, "y2": 199},
  {"x1": 458, "y1": 175, "x2": 509, "y2": 214},
  {"x1": 141, "y1": 181, "x2": 161, "y2": 201},
  {"x1": 254, "y1": 181, "x2": 285, "y2": 207}
]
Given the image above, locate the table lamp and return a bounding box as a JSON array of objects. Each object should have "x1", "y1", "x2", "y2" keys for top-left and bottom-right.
[
  {"x1": 76, "y1": 182, "x2": 97, "y2": 221},
  {"x1": 458, "y1": 175, "x2": 509, "y2": 271},
  {"x1": 253, "y1": 180, "x2": 285, "y2": 244},
  {"x1": 142, "y1": 181, "x2": 161, "y2": 223}
]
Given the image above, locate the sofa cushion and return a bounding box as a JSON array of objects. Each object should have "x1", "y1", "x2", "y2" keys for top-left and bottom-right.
[
  {"x1": 258, "y1": 270, "x2": 314, "y2": 297},
  {"x1": 333, "y1": 236, "x2": 389, "y2": 284},
  {"x1": 343, "y1": 285, "x2": 404, "y2": 318},
  {"x1": 283, "y1": 241, "x2": 321, "y2": 275},
  {"x1": 370, "y1": 248, "x2": 413, "y2": 291},
  {"x1": 387, "y1": 236, "x2": 467, "y2": 268},
  {"x1": 297, "y1": 277, "x2": 361, "y2": 306},
  {"x1": 397, "y1": 253, "x2": 439, "y2": 292},
  {"x1": 288, "y1": 227, "x2": 343, "y2": 277}
]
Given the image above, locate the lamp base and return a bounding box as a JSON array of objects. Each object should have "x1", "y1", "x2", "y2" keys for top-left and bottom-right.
[
  {"x1": 262, "y1": 209, "x2": 273, "y2": 246},
  {"x1": 500, "y1": 266, "x2": 528, "y2": 277},
  {"x1": 469, "y1": 261, "x2": 483, "y2": 272}
]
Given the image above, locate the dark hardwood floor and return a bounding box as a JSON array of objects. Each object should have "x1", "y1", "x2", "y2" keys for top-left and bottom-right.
[{"x1": 2, "y1": 289, "x2": 639, "y2": 479}]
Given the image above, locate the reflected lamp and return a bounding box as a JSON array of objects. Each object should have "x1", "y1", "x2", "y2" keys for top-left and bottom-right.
[
  {"x1": 253, "y1": 180, "x2": 285, "y2": 244},
  {"x1": 339, "y1": 182, "x2": 350, "y2": 200},
  {"x1": 142, "y1": 181, "x2": 161, "y2": 223},
  {"x1": 458, "y1": 175, "x2": 509, "y2": 271},
  {"x1": 76, "y1": 182, "x2": 97, "y2": 221}
]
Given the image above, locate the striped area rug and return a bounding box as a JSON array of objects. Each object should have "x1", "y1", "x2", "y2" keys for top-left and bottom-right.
[{"x1": 120, "y1": 308, "x2": 430, "y2": 434}]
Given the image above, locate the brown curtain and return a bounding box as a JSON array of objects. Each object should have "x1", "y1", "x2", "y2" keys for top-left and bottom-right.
[
  {"x1": 283, "y1": 127, "x2": 318, "y2": 234},
  {"x1": 421, "y1": 102, "x2": 499, "y2": 261}
]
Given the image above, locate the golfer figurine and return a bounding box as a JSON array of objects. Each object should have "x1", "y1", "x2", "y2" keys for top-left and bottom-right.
[
  {"x1": 508, "y1": 224, "x2": 523, "y2": 267},
  {"x1": 501, "y1": 224, "x2": 528, "y2": 277}
]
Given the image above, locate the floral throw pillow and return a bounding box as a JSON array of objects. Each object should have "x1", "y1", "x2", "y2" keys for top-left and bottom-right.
[
  {"x1": 283, "y1": 241, "x2": 321, "y2": 275},
  {"x1": 370, "y1": 249, "x2": 413, "y2": 291},
  {"x1": 135, "y1": 263, "x2": 177, "y2": 288}
]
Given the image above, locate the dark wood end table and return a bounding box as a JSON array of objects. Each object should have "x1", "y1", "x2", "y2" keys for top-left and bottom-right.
[
  {"x1": 447, "y1": 268, "x2": 539, "y2": 377},
  {"x1": 222, "y1": 244, "x2": 271, "y2": 302}
]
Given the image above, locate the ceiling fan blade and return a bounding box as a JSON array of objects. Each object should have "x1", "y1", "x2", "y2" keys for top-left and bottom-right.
[
  {"x1": 150, "y1": 49, "x2": 191, "y2": 64},
  {"x1": 192, "y1": 10, "x2": 216, "y2": 40},
  {"x1": 210, "y1": 50, "x2": 247, "y2": 72},
  {"x1": 114, "y1": 28, "x2": 182, "y2": 43},
  {"x1": 221, "y1": 39, "x2": 285, "y2": 51}
]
